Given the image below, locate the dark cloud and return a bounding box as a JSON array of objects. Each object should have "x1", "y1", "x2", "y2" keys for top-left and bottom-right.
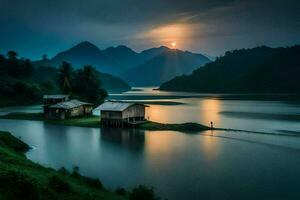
[{"x1": 0, "y1": 0, "x2": 299, "y2": 58}]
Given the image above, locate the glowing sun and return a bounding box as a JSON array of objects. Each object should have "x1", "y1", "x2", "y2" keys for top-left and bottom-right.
[{"x1": 171, "y1": 42, "x2": 177, "y2": 48}]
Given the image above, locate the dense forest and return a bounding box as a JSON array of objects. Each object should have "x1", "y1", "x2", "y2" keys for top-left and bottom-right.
[
  {"x1": 0, "y1": 51, "x2": 110, "y2": 106},
  {"x1": 160, "y1": 45, "x2": 300, "y2": 93}
]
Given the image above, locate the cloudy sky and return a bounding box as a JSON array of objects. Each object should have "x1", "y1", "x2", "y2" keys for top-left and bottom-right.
[{"x1": 0, "y1": 0, "x2": 299, "y2": 59}]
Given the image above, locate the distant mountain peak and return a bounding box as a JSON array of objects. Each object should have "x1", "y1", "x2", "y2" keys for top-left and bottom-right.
[
  {"x1": 70, "y1": 41, "x2": 101, "y2": 51},
  {"x1": 116, "y1": 45, "x2": 130, "y2": 49},
  {"x1": 103, "y1": 45, "x2": 137, "y2": 54},
  {"x1": 158, "y1": 46, "x2": 170, "y2": 50},
  {"x1": 45, "y1": 41, "x2": 212, "y2": 83}
]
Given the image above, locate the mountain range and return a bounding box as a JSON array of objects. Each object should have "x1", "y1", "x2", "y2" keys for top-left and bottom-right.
[
  {"x1": 160, "y1": 45, "x2": 300, "y2": 93},
  {"x1": 35, "y1": 41, "x2": 211, "y2": 86}
]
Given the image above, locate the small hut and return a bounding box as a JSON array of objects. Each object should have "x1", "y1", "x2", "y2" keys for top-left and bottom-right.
[
  {"x1": 96, "y1": 101, "x2": 148, "y2": 127},
  {"x1": 45, "y1": 99, "x2": 93, "y2": 119},
  {"x1": 43, "y1": 95, "x2": 70, "y2": 114}
]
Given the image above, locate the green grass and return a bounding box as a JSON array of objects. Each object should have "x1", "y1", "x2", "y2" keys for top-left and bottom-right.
[
  {"x1": 0, "y1": 112, "x2": 100, "y2": 128},
  {"x1": 0, "y1": 132, "x2": 30, "y2": 153},
  {"x1": 0, "y1": 131, "x2": 127, "y2": 200},
  {"x1": 138, "y1": 121, "x2": 211, "y2": 132}
]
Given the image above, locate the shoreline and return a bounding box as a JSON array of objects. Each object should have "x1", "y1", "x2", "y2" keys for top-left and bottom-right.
[
  {"x1": 0, "y1": 112, "x2": 212, "y2": 132},
  {"x1": 0, "y1": 131, "x2": 161, "y2": 200},
  {"x1": 1, "y1": 112, "x2": 300, "y2": 137}
]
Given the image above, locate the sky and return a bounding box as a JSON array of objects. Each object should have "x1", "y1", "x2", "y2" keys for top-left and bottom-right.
[{"x1": 0, "y1": 0, "x2": 299, "y2": 59}]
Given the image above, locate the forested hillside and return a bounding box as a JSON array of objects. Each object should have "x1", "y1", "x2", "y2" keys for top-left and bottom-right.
[
  {"x1": 0, "y1": 51, "x2": 129, "y2": 107},
  {"x1": 160, "y1": 46, "x2": 300, "y2": 93}
]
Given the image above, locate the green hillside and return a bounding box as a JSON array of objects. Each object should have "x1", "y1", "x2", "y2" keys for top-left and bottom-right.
[
  {"x1": 0, "y1": 131, "x2": 160, "y2": 200},
  {"x1": 0, "y1": 131, "x2": 126, "y2": 200}
]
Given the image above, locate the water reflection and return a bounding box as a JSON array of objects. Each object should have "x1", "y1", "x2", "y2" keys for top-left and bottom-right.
[
  {"x1": 198, "y1": 99, "x2": 221, "y2": 127},
  {"x1": 1, "y1": 119, "x2": 300, "y2": 200},
  {"x1": 101, "y1": 128, "x2": 145, "y2": 152},
  {"x1": 199, "y1": 132, "x2": 221, "y2": 162}
]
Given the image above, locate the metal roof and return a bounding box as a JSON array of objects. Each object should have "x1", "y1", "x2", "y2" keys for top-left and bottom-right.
[
  {"x1": 50, "y1": 99, "x2": 92, "y2": 109},
  {"x1": 95, "y1": 101, "x2": 147, "y2": 112},
  {"x1": 43, "y1": 94, "x2": 69, "y2": 99}
]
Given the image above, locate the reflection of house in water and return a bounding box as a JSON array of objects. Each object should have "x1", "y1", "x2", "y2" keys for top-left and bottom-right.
[
  {"x1": 101, "y1": 128, "x2": 145, "y2": 151},
  {"x1": 43, "y1": 95, "x2": 93, "y2": 119},
  {"x1": 96, "y1": 101, "x2": 148, "y2": 127}
]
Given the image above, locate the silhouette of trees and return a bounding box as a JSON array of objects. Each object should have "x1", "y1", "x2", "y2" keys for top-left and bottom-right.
[
  {"x1": 42, "y1": 54, "x2": 48, "y2": 60},
  {"x1": 0, "y1": 51, "x2": 108, "y2": 106},
  {"x1": 129, "y1": 185, "x2": 159, "y2": 200},
  {"x1": 57, "y1": 61, "x2": 73, "y2": 94},
  {"x1": 56, "y1": 62, "x2": 107, "y2": 104},
  {"x1": 7, "y1": 51, "x2": 18, "y2": 60},
  {"x1": 73, "y1": 65, "x2": 107, "y2": 104},
  {"x1": 160, "y1": 45, "x2": 300, "y2": 93}
]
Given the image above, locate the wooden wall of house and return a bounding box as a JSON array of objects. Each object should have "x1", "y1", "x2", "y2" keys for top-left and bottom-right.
[
  {"x1": 101, "y1": 111, "x2": 122, "y2": 120},
  {"x1": 122, "y1": 105, "x2": 145, "y2": 119},
  {"x1": 46, "y1": 109, "x2": 66, "y2": 119},
  {"x1": 70, "y1": 106, "x2": 85, "y2": 117},
  {"x1": 84, "y1": 105, "x2": 93, "y2": 114},
  {"x1": 46, "y1": 105, "x2": 92, "y2": 119}
]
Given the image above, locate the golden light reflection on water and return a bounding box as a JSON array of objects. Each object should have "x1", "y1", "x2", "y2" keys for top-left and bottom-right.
[
  {"x1": 146, "y1": 98, "x2": 222, "y2": 126},
  {"x1": 143, "y1": 131, "x2": 186, "y2": 170},
  {"x1": 198, "y1": 99, "x2": 221, "y2": 127},
  {"x1": 143, "y1": 130, "x2": 221, "y2": 169},
  {"x1": 144, "y1": 132, "x2": 175, "y2": 154},
  {"x1": 199, "y1": 133, "x2": 220, "y2": 162},
  {"x1": 145, "y1": 105, "x2": 165, "y2": 122}
]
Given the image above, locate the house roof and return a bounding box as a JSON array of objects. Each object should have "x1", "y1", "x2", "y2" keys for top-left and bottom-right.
[
  {"x1": 43, "y1": 94, "x2": 69, "y2": 99},
  {"x1": 95, "y1": 101, "x2": 148, "y2": 112},
  {"x1": 50, "y1": 99, "x2": 92, "y2": 109}
]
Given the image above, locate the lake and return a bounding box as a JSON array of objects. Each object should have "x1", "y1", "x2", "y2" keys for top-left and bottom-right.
[{"x1": 0, "y1": 87, "x2": 300, "y2": 199}]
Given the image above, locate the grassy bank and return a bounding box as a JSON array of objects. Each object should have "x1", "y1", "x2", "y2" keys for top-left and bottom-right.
[
  {"x1": 138, "y1": 121, "x2": 211, "y2": 132},
  {"x1": 0, "y1": 112, "x2": 100, "y2": 128},
  {"x1": 0, "y1": 131, "x2": 127, "y2": 200},
  {"x1": 0, "y1": 131, "x2": 161, "y2": 200},
  {"x1": 0, "y1": 112, "x2": 211, "y2": 132}
]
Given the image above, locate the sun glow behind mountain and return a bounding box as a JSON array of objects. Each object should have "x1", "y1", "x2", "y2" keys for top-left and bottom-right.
[{"x1": 138, "y1": 23, "x2": 195, "y2": 50}]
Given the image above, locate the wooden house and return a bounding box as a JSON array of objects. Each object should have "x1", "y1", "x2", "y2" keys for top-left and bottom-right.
[
  {"x1": 43, "y1": 94, "x2": 70, "y2": 114},
  {"x1": 45, "y1": 99, "x2": 93, "y2": 119},
  {"x1": 96, "y1": 101, "x2": 148, "y2": 127}
]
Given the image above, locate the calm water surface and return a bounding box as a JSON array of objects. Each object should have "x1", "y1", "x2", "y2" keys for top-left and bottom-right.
[{"x1": 0, "y1": 87, "x2": 300, "y2": 200}]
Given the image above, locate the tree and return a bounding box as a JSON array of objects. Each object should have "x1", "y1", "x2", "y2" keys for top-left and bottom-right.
[
  {"x1": 73, "y1": 65, "x2": 107, "y2": 104},
  {"x1": 22, "y1": 59, "x2": 34, "y2": 77},
  {"x1": 0, "y1": 54, "x2": 5, "y2": 64},
  {"x1": 130, "y1": 185, "x2": 159, "y2": 200},
  {"x1": 42, "y1": 54, "x2": 48, "y2": 60},
  {"x1": 0, "y1": 54, "x2": 5, "y2": 73},
  {"x1": 57, "y1": 61, "x2": 73, "y2": 94},
  {"x1": 7, "y1": 51, "x2": 18, "y2": 60}
]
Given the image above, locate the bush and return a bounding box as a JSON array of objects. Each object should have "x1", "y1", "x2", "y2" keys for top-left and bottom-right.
[
  {"x1": 70, "y1": 166, "x2": 80, "y2": 178},
  {"x1": 130, "y1": 185, "x2": 159, "y2": 200},
  {"x1": 58, "y1": 167, "x2": 70, "y2": 176},
  {"x1": 0, "y1": 170, "x2": 38, "y2": 200},
  {"x1": 81, "y1": 177, "x2": 104, "y2": 190},
  {"x1": 48, "y1": 175, "x2": 71, "y2": 193},
  {"x1": 0, "y1": 132, "x2": 30, "y2": 153},
  {"x1": 115, "y1": 187, "x2": 127, "y2": 196},
  {"x1": 68, "y1": 166, "x2": 103, "y2": 190}
]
